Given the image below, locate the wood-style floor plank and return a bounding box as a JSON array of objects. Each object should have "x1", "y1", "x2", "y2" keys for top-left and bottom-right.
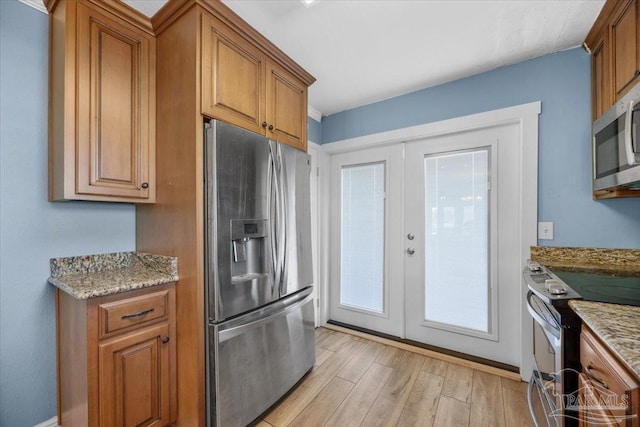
[
  {"x1": 501, "y1": 376, "x2": 528, "y2": 393},
  {"x1": 502, "y1": 382, "x2": 535, "y2": 427},
  {"x1": 263, "y1": 337, "x2": 366, "y2": 426},
  {"x1": 324, "y1": 324, "x2": 521, "y2": 382},
  {"x1": 470, "y1": 370, "x2": 506, "y2": 427},
  {"x1": 259, "y1": 328, "x2": 533, "y2": 427},
  {"x1": 324, "y1": 363, "x2": 393, "y2": 427},
  {"x1": 375, "y1": 345, "x2": 404, "y2": 367},
  {"x1": 396, "y1": 371, "x2": 444, "y2": 427},
  {"x1": 317, "y1": 329, "x2": 351, "y2": 351},
  {"x1": 337, "y1": 340, "x2": 385, "y2": 383},
  {"x1": 361, "y1": 350, "x2": 426, "y2": 426},
  {"x1": 314, "y1": 346, "x2": 334, "y2": 367},
  {"x1": 287, "y1": 376, "x2": 354, "y2": 427},
  {"x1": 441, "y1": 363, "x2": 474, "y2": 403},
  {"x1": 314, "y1": 328, "x2": 334, "y2": 347},
  {"x1": 421, "y1": 355, "x2": 449, "y2": 377},
  {"x1": 433, "y1": 395, "x2": 471, "y2": 427}
]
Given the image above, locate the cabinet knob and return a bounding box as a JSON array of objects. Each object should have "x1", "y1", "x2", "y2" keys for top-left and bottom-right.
[
  {"x1": 162, "y1": 336, "x2": 170, "y2": 344},
  {"x1": 262, "y1": 121, "x2": 267, "y2": 128},
  {"x1": 141, "y1": 182, "x2": 149, "y2": 189},
  {"x1": 268, "y1": 124, "x2": 274, "y2": 131}
]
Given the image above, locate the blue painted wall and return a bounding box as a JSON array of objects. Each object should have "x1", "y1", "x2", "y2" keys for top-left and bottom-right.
[
  {"x1": 321, "y1": 48, "x2": 640, "y2": 249},
  {"x1": 0, "y1": 2, "x2": 136, "y2": 425},
  {"x1": 308, "y1": 116, "x2": 322, "y2": 144}
]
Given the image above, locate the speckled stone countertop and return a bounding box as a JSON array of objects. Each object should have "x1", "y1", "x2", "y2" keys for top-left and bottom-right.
[
  {"x1": 569, "y1": 300, "x2": 640, "y2": 380},
  {"x1": 531, "y1": 246, "x2": 640, "y2": 277},
  {"x1": 48, "y1": 252, "x2": 178, "y2": 299}
]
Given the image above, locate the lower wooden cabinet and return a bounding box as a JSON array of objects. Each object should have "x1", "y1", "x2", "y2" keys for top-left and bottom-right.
[
  {"x1": 579, "y1": 325, "x2": 639, "y2": 427},
  {"x1": 579, "y1": 373, "x2": 619, "y2": 427},
  {"x1": 56, "y1": 283, "x2": 176, "y2": 426}
]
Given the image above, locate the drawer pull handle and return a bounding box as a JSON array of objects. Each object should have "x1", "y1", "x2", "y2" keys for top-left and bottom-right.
[
  {"x1": 121, "y1": 307, "x2": 155, "y2": 320},
  {"x1": 586, "y1": 362, "x2": 608, "y2": 389},
  {"x1": 162, "y1": 336, "x2": 170, "y2": 344}
]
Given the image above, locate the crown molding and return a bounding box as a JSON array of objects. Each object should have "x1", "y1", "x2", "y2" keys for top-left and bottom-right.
[
  {"x1": 307, "y1": 105, "x2": 322, "y2": 122},
  {"x1": 17, "y1": 0, "x2": 48, "y2": 14}
]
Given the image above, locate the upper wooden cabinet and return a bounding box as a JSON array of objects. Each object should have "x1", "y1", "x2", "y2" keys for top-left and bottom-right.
[
  {"x1": 586, "y1": 0, "x2": 640, "y2": 120},
  {"x1": 591, "y1": 31, "x2": 612, "y2": 120},
  {"x1": 201, "y1": 13, "x2": 310, "y2": 150},
  {"x1": 612, "y1": 0, "x2": 640, "y2": 98},
  {"x1": 266, "y1": 60, "x2": 308, "y2": 150},
  {"x1": 47, "y1": 0, "x2": 156, "y2": 203},
  {"x1": 202, "y1": 14, "x2": 266, "y2": 135}
]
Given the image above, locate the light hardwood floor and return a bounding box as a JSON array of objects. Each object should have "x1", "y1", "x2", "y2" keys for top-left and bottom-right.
[{"x1": 258, "y1": 327, "x2": 534, "y2": 427}]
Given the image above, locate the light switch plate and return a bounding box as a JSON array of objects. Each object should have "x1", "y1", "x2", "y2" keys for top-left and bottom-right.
[{"x1": 538, "y1": 222, "x2": 554, "y2": 240}]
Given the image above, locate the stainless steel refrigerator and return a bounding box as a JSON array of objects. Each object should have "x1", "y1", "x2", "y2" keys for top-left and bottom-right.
[{"x1": 204, "y1": 120, "x2": 315, "y2": 427}]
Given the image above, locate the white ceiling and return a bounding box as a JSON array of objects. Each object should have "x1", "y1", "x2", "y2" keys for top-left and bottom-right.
[{"x1": 125, "y1": 1, "x2": 605, "y2": 117}]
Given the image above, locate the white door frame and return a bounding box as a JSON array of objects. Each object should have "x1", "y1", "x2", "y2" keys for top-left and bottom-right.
[
  {"x1": 307, "y1": 141, "x2": 321, "y2": 327},
  {"x1": 313, "y1": 101, "x2": 540, "y2": 379}
]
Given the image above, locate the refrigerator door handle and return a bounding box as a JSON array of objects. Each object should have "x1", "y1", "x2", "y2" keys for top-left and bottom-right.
[
  {"x1": 276, "y1": 144, "x2": 288, "y2": 296},
  {"x1": 218, "y1": 290, "x2": 313, "y2": 342},
  {"x1": 268, "y1": 143, "x2": 279, "y2": 289}
]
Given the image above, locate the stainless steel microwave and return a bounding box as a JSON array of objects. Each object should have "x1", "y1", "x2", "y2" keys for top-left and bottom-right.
[{"x1": 593, "y1": 83, "x2": 640, "y2": 191}]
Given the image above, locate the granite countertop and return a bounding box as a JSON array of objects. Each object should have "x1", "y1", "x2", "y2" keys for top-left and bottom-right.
[
  {"x1": 48, "y1": 252, "x2": 178, "y2": 299},
  {"x1": 569, "y1": 300, "x2": 640, "y2": 380},
  {"x1": 530, "y1": 246, "x2": 640, "y2": 277}
]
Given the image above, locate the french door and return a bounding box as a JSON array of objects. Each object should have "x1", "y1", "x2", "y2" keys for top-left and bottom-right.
[
  {"x1": 404, "y1": 123, "x2": 521, "y2": 366},
  {"x1": 328, "y1": 145, "x2": 404, "y2": 336},
  {"x1": 329, "y1": 122, "x2": 522, "y2": 366}
]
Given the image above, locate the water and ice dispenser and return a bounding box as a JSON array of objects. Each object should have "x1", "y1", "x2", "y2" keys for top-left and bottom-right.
[{"x1": 230, "y1": 219, "x2": 269, "y2": 284}]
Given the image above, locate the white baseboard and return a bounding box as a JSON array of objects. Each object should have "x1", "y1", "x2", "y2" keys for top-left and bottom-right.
[{"x1": 33, "y1": 416, "x2": 58, "y2": 427}]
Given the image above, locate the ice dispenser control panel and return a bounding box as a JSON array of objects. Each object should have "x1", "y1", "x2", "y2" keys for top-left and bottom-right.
[{"x1": 230, "y1": 219, "x2": 269, "y2": 284}]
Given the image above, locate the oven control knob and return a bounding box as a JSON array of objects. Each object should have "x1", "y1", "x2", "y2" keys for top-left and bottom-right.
[
  {"x1": 527, "y1": 260, "x2": 542, "y2": 272},
  {"x1": 545, "y1": 279, "x2": 567, "y2": 295}
]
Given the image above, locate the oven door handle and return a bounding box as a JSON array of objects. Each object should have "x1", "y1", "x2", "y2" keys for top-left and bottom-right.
[
  {"x1": 526, "y1": 291, "x2": 561, "y2": 339},
  {"x1": 528, "y1": 373, "x2": 560, "y2": 427},
  {"x1": 528, "y1": 375, "x2": 542, "y2": 427}
]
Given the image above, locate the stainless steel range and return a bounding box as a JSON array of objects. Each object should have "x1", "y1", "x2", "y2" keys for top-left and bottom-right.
[
  {"x1": 524, "y1": 261, "x2": 581, "y2": 427},
  {"x1": 523, "y1": 260, "x2": 640, "y2": 427}
]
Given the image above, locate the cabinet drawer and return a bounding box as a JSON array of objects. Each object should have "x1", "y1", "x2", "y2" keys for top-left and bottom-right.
[
  {"x1": 580, "y1": 326, "x2": 639, "y2": 426},
  {"x1": 98, "y1": 290, "x2": 168, "y2": 338}
]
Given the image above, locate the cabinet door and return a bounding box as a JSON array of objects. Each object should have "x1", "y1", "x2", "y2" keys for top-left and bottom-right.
[
  {"x1": 578, "y1": 374, "x2": 619, "y2": 427},
  {"x1": 592, "y1": 30, "x2": 613, "y2": 120},
  {"x1": 202, "y1": 15, "x2": 265, "y2": 134},
  {"x1": 266, "y1": 61, "x2": 308, "y2": 151},
  {"x1": 612, "y1": 0, "x2": 640, "y2": 99},
  {"x1": 99, "y1": 323, "x2": 171, "y2": 427},
  {"x1": 76, "y1": 3, "x2": 154, "y2": 201}
]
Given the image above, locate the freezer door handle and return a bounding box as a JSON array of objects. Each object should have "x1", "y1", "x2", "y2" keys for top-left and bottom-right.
[
  {"x1": 268, "y1": 144, "x2": 278, "y2": 288},
  {"x1": 269, "y1": 142, "x2": 287, "y2": 295},
  {"x1": 276, "y1": 144, "x2": 288, "y2": 296},
  {"x1": 218, "y1": 290, "x2": 313, "y2": 342}
]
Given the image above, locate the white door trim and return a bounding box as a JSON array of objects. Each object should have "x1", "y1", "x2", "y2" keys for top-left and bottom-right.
[
  {"x1": 314, "y1": 101, "x2": 540, "y2": 379},
  {"x1": 321, "y1": 102, "x2": 540, "y2": 154},
  {"x1": 309, "y1": 141, "x2": 331, "y2": 327}
]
